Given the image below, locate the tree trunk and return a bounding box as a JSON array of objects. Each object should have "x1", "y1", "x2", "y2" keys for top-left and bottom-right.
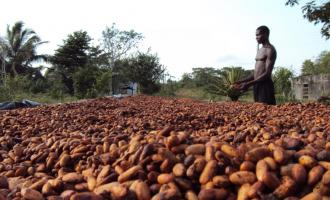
[{"x1": 11, "y1": 62, "x2": 18, "y2": 77}]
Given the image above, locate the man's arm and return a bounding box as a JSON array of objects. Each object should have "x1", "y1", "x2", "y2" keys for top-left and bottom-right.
[
  {"x1": 235, "y1": 72, "x2": 254, "y2": 84},
  {"x1": 246, "y1": 48, "x2": 276, "y2": 87}
]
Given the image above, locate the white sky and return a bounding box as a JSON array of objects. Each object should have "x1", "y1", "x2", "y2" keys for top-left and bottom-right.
[{"x1": 1, "y1": 0, "x2": 329, "y2": 79}]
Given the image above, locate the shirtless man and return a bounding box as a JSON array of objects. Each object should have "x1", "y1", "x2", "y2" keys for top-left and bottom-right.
[{"x1": 234, "y1": 25, "x2": 277, "y2": 105}]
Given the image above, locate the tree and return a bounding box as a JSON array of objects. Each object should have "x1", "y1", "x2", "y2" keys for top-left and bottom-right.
[
  {"x1": 286, "y1": 0, "x2": 330, "y2": 39},
  {"x1": 179, "y1": 73, "x2": 194, "y2": 88},
  {"x1": 50, "y1": 31, "x2": 92, "y2": 95},
  {"x1": 207, "y1": 67, "x2": 246, "y2": 101},
  {"x1": 301, "y1": 59, "x2": 316, "y2": 75},
  {"x1": 95, "y1": 69, "x2": 112, "y2": 95},
  {"x1": 0, "y1": 21, "x2": 47, "y2": 77},
  {"x1": 101, "y1": 23, "x2": 143, "y2": 69},
  {"x1": 119, "y1": 52, "x2": 165, "y2": 94},
  {"x1": 191, "y1": 67, "x2": 220, "y2": 87},
  {"x1": 273, "y1": 67, "x2": 294, "y2": 98},
  {"x1": 301, "y1": 51, "x2": 330, "y2": 75},
  {"x1": 73, "y1": 65, "x2": 99, "y2": 99},
  {"x1": 317, "y1": 50, "x2": 330, "y2": 73}
]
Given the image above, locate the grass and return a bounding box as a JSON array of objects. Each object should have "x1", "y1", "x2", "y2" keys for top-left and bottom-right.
[
  {"x1": 158, "y1": 86, "x2": 299, "y2": 105},
  {"x1": 174, "y1": 87, "x2": 223, "y2": 101},
  {"x1": 1, "y1": 84, "x2": 301, "y2": 106},
  {"x1": 21, "y1": 93, "x2": 78, "y2": 104},
  {"x1": 1, "y1": 91, "x2": 78, "y2": 104},
  {"x1": 174, "y1": 87, "x2": 255, "y2": 103}
]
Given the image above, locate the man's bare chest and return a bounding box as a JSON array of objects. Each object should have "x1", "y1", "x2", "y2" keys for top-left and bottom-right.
[{"x1": 255, "y1": 48, "x2": 267, "y2": 61}]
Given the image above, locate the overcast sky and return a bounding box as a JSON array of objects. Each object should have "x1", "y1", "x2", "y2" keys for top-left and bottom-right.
[{"x1": 1, "y1": 0, "x2": 329, "y2": 79}]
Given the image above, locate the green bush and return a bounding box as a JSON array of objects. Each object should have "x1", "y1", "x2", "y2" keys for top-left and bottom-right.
[
  {"x1": 30, "y1": 78, "x2": 49, "y2": 93},
  {"x1": 73, "y1": 66, "x2": 99, "y2": 99},
  {"x1": 0, "y1": 85, "x2": 13, "y2": 102},
  {"x1": 48, "y1": 81, "x2": 67, "y2": 99},
  {"x1": 6, "y1": 76, "x2": 31, "y2": 93},
  {"x1": 0, "y1": 76, "x2": 32, "y2": 102},
  {"x1": 95, "y1": 70, "x2": 112, "y2": 95},
  {"x1": 44, "y1": 70, "x2": 70, "y2": 99},
  {"x1": 275, "y1": 94, "x2": 297, "y2": 104}
]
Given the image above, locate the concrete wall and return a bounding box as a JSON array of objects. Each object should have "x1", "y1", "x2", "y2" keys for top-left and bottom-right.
[{"x1": 292, "y1": 74, "x2": 330, "y2": 100}]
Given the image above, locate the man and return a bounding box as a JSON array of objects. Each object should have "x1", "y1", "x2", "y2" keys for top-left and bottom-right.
[{"x1": 233, "y1": 25, "x2": 277, "y2": 105}]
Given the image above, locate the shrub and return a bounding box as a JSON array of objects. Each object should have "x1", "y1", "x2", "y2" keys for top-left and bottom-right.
[
  {"x1": 95, "y1": 70, "x2": 112, "y2": 95},
  {"x1": 0, "y1": 85, "x2": 13, "y2": 102},
  {"x1": 73, "y1": 66, "x2": 99, "y2": 99}
]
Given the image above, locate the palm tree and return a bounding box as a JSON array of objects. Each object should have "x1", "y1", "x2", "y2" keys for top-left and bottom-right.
[
  {"x1": 0, "y1": 21, "x2": 47, "y2": 77},
  {"x1": 207, "y1": 67, "x2": 245, "y2": 101}
]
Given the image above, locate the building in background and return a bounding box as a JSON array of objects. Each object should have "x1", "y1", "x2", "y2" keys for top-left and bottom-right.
[
  {"x1": 292, "y1": 74, "x2": 330, "y2": 100},
  {"x1": 122, "y1": 82, "x2": 137, "y2": 96},
  {"x1": 117, "y1": 81, "x2": 138, "y2": 96}
]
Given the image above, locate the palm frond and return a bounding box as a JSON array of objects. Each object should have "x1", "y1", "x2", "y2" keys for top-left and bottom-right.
[
  {"x1": 2, "y1": 21, "x2": 47, "y2": 76},
  {"x1": 207, "y1": 66, "x2": 246, "y2": 101}
]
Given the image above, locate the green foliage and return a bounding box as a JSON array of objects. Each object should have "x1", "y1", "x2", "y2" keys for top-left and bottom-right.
[
  {"x1": 95, "y1": 69, "x2": 112, "y2": 95},
  {"x1": 175, "y1": 66, "x2": 252, "y2": 101},
  {"x1": 273, "y1": 67, "x2": 294, "y2": 99},
  {"x1": 88, "y1": 46, "x2": 108, "y2": 68},
  {"x1": 0, "y1": 85, "x2": 13, "y2": 102},
  {"x1": 159, "y1": 79, "x2": 179, "y2": 96},
  {"x1": 50, "y1": 31, "x2": 92, "y2": 95},
  {"x1": 191, "y1": 67, "x2": 220, "y2": 87},
  {"x1": 207, "y1": 67, "x2": 247, "y2": 101},
  {"x1": 73, "y1": 67, "x2": 113, "y2": 99},
  {"x1": 0, "y1": 22, "x2": 166, "y2": 103},
  {"x1": 286, "y1": 0, "x2": 330, "y2": 39},
  {"x1": 116, "y1": 52, "x2": 165, "y2": 94},
  {"x1": 301, "y1": 51, "x2": 330, "y2": 75},
  {"x1": 73, "y1": 66, "x2": 100, "y2": 99},
  {"x1": 44, "y1": 69, "x2": 68, "y2": 99},
  {"x1": 6, "y1": 75, "x2": 49, "y2": 94},
  {"x1": 48, "y1": 81, "x2": 67, "y2": 99},
  {"x1": 32, "y1": 79, "x2": 47, "y2": 93},
  {"x1": 51, "y1": 31, "x2": 91, "y2": 69},
  {"x1": 179, "y1": 73, "x2": 194, "y2": 88},
  {"x1": 175, "y1": 87, "x2": 224, "y2": 101},
  {"x1": 301, "y1": 59, "x2": 316, "y2": 75},
  {"x1": 0, "y1": 21, "x2": 47, "y2": 77},
  {"x1": 0, "y1": 75, "x2": 54, "y2": 102},
  {"x1": 317, "y1": 51, "x2": 330, "y2": 73},
  {"x1": 275, "y1": 94, "x2": 298, "y2": 104},
  {"x1": 102, "y1": 23, "x2": 143, "y2": 68},
  {"x1": 5, "y1": 76, "x2": 30, "y2": 93}
]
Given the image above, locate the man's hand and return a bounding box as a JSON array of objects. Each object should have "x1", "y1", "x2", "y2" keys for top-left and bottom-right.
[
  {"x1": 233, "y1": 82, "x2": 249, "y2": 91},
  {"x1": 231, "y1": 83, "x2": 240, "y2": 89},
  {"x1": 239, "y1": 82, "x2": 249, "y2": 91}
]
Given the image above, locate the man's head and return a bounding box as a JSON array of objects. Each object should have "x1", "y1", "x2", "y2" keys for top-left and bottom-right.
[{"x1": 256, "y1": 25, "x2": 270, "y2": 44}]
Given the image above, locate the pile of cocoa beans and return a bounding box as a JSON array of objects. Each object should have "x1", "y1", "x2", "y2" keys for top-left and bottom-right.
[{"x1": 0, "y1": 96, "x2": 330, "y2": 200}]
